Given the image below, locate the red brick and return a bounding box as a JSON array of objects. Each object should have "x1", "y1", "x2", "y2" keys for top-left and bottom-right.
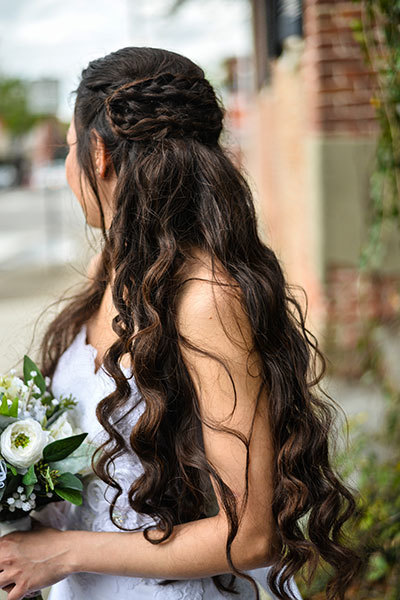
[
  {"x1": 325, "y1": 266, "x2": 400, "y2": 361},
  {"x1": 317, "y1": 46, "x2": 367, "y2": 61}
]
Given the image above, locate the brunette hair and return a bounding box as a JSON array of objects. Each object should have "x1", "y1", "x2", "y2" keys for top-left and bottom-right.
[{"x1": 40, "y1": 47, "x2": 362, "y2": 599}]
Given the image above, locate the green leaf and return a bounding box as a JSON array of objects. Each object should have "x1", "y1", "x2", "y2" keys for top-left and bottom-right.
[
  {"x1": 43, "y1": 465, "x2": 54, "y2": 490},
  {"x1": 46, "y1": 407, "x2": 67, "y2": 428},
  {"x1": 0, "y1": 395, "x2": 9, "y2": 415},
  {"x1": 25, "y1": 484, "x2": 34, "y2": 498},
  {"x1": 0, "y1": 394, "x2": 18, "y2": 418},
  {"x1": 22, "y1": 464, "x2": 37, "y2": 485},
  {"x1": 6, "y1": 462, "x2": 17, "y2": 476},
  {"x1": 23, "y1": 355, "x2": 46, "y2": 394},
  {"x1": 54, "y1": 487, "x2": 83, "y2": 505},
  {"x1": 3, "y1": 472, "x2": 21, "y2": 497},
  {"x1": 55, "y1": 472, "x2": 83, "y2": 491},
  {"x1": 8, "y1": 397, "x2": 18, "y2": 418},
  {"x1": 367, "y1": 552, "x2": 390, "y2": 582},
  {"x1": 0, "y1": 415, "x2": 18, "y2": 430},
  {"x1": 49, "y1": 441, "x2": 95, "y2": 476},
  {"x1": 43, "y1": 433, "x2": 88, "y2": 463}
]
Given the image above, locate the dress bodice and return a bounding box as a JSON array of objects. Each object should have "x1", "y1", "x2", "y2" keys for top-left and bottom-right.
[
  {"x1": 40, "y1": 325, "x2": 302, "y2": 600},
  {"x1": 47, "y1": 323, "x2": 160, "y2": 535}
]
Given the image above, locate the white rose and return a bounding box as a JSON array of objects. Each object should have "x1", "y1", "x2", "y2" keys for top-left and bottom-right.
[
  {"x1": 0, "y1": 418, "x2": 49, "y2": 469},
  {"x1": 47, "y1": 411, "x2": 74, "y2": 442}
]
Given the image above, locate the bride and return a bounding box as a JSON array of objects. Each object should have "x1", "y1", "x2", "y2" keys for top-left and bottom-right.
[{"x1": 0, "y1": 47, "x2": 361, "y2": 600}]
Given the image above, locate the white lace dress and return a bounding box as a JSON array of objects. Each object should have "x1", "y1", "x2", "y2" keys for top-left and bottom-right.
[{"x1": 36, "y1": 324, "x2": 302, "y2": 600}]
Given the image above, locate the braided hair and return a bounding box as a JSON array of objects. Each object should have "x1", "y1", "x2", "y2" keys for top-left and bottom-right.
[
  {"x1": 105, "y1": 72, "x2": 222, "y2": 144},
  {"x1": 40, "y1": 47, "x2": 362, "y2": 600}
]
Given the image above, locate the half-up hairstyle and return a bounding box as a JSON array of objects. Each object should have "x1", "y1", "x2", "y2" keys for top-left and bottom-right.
[{"x1": 40, "y1": 47, "x2": 362, "y2": 599}]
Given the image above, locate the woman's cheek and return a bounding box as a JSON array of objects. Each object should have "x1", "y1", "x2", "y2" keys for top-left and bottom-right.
[
  {"x1": 65, "y1": 150, "x2": 82, "y2": 203},
  {"x1": 65, "y1": 152, "x2": 102, "y2": 228}
]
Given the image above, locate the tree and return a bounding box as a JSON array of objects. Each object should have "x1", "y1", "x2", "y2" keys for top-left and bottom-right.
[{"x1": 0, "y1": 77, "x2": 40, "y2": 136}]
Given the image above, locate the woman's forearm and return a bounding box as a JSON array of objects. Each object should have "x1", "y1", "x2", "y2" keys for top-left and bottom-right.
[{"x1": 65, "y1": 513, "x2": 272, "y2": 580}]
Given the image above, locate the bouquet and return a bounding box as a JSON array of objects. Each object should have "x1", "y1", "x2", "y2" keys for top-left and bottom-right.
[{"x1": 0, "y1": 355, "x2": 93, "y2": 599}]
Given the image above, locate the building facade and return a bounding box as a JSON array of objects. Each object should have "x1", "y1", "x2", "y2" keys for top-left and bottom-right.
[{"x1": 247, "y1": 0, "x2": 399, "y2": 376}]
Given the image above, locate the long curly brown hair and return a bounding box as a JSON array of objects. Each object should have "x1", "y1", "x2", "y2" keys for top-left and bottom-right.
[{"x1": 39, "y1": 47, "x2": 362, "y2": 599}]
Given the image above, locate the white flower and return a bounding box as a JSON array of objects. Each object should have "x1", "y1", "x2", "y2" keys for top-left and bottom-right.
[
  {"x1": 25, "y1": 398, "x2": 47, "y2": 425},
  {"x1": 0, "y1": 418, "x2": 49, "y2": 469},
  {"x1": 47, "y1": 411, "x2": 74, "y2": 442}
]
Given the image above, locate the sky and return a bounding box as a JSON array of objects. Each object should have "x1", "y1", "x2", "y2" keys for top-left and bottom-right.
[{"x1": 0, "y1": 0, "x2": 252, "y2": 122}]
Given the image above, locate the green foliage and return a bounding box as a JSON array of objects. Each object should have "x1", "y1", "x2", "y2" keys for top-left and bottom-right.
[
  {"x1": 350, "y1": 0, "x2": 400, "y2": 271},
  {"x1": 55, "y1": 472, "x2": 83, "y2": 491},
  {"x1": 298, "y1": 404, "x2": 400, "y2": 599},
  {"x1": 48, "y1": 440, "x2": 96, "y2": 476},
  {"x1": 0, "y1": 77, "x2": 40, "y2": 135},
  {"x1": 348, "y1": 4, "x2": 400, "y2": 596},
  {"x1": 42, "y1": 394, "x2": 77, "y2": 426},
  {"x1": 349, "y1": 410, "x2": 400, "y2": 597},
  {"x1": 53, "y1": 472, "x2": 84, "y2": 505},
  {"x1": 22, "y1": 463, "x2": 37, "y2": 485},
  {"x1": 23, "y1": 355, "x2": 46, "y2": 395},
  {"x1": 53, "y1": 486, "x2": 83, "y2": 506},
  {"x1": 42, "y1": 432, "x2": 88, "y2": 462},
  {"x1": 0, "y1": 392, "x2": 18, "y2": 418}
]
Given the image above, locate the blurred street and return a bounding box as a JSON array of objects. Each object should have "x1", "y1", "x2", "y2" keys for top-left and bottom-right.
[
  {"x1": 0, "y1": 186, "x2": 85, "y2": 272},
  {"x1": 0, "y1": 186, "x2": 95, "y2": 374}
]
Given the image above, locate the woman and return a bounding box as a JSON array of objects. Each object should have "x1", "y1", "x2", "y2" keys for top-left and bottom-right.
[{"x1": 0, "y1": 47, "x2": 361, "y2": 600}]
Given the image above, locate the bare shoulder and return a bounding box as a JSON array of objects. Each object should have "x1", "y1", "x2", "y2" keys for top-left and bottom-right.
[{"x1": 176, "y1": 250, "x2": 254, "y2": 358}]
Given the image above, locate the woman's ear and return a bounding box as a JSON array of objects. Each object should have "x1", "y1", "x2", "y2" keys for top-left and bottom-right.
[{"x1": 93, "y1": 130, "x2": 112, "y2": 178}]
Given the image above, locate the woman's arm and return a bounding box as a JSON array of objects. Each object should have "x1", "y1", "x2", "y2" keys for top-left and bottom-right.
[
  {"x1": 0, "y1": 504, "x2": 271, "y2": 600},
  {"x1": 0, "y1": 273, "x2": 278, "y2": 599},
  {"x1": 66, "y1": 508, "x2": 270, "y2": 578}
]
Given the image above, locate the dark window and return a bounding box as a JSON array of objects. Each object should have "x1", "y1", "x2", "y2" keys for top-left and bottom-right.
[{"x1": 267, "y1": 0, "x2": 303, "y2": 59}]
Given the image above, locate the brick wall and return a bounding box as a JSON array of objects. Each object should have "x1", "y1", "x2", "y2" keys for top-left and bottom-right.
[
  {"x1": 247, "y1": 0, "x2": 399, "y2": 371},
  {"x1": 300, "y1": 2, "x2": 397, "y2": 375},
  {"x1": 325, "y1": 266, "x2": 400, "y2": 376},
  {"x1": 302, "y1": 0, "x2": 380, "y2": 135}
]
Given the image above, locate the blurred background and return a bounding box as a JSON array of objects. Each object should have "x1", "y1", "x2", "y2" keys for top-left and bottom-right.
[{"x1": 0, "y1": 0, "x2": 399, "y2": 598}]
